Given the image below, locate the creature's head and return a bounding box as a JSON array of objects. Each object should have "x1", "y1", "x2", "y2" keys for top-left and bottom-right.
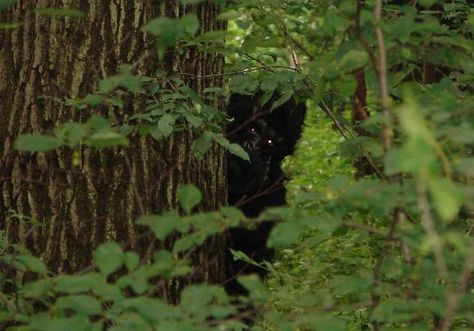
[
  {"x1": 227, "y1": 93, "x2": 306, "y2": 163},
  {"x1": 235, "y1": 119, "x2": 278, "y2": 157}
]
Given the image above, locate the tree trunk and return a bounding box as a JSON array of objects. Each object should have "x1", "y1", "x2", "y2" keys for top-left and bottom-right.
[{"x1": 0, "y1": 0, "x2": 227, "y2": 300}]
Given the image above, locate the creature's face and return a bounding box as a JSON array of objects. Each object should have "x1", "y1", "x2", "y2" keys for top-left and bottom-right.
[{"x1": 236, "y1": 119, "x2": 279, "y2": 157}]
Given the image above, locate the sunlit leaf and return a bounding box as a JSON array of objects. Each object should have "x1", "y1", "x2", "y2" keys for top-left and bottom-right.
[
  {"x1": 429, "y1": 178, "x2": 464, "y2": 221},
  {"x1": 86, "y1": 131, "x2": 129, "y2": 149}
]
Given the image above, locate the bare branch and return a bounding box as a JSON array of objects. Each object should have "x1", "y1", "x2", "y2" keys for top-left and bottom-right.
[
  {"x1": 374, "y1": 0, "x2": 393, "y2": 151},
  {"x1": 439, "y1": 239, "x2": 474, "y2": 331},
  {"x1": 416, "y1": 182, "x2": 449, "y2": 280}
]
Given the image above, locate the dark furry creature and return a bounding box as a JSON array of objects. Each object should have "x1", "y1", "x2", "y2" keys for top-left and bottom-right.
[{"x1": 225, "y1": 93, "x2": 306, "y2": 295}]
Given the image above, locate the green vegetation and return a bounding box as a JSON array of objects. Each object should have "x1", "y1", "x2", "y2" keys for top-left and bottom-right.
[{"x1": 1, "y1": 0, "x2": 473, "y2": 330}]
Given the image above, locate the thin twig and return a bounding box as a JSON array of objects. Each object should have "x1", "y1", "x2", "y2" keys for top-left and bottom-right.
[
  {"x1": 0, "y1": 291, "x2": 17, "y2": 313},
  {"x1": 239, "y1": 52, "x2": 277, "y2": 73},
  {"x1": 439, "y1": 238, "x2": 474, "y2": 331},
  {"x1": 175, "y1": 65, "x2": 297, "y2": 80},
  {"x1": 226, "y1": 108, "x2": 273, "y2": 137},
  {"x1": 280, "y1": 22, "x2": 301, "y2": 72},
  {"x1": 284, "y1": 33, "x2": 315, "y2": 61},
  {"x1": 234, "y1": 176, "x2": 285, "y2": 208},
  {"x1": 354, "y1": 0, "x2": 379, "y2": 77},
  {"x1": 369, "y1": 210, "x2": 400, "y2": 331},
  {"x1": 374, "y1": 0, "x2": 393, "y2": 151},
  {"x1": 416, "y1": 182, "x2": 449, "y2": 280},
  {"x1": 343, "y1": 222, "x2": 387, "y2": 236}
]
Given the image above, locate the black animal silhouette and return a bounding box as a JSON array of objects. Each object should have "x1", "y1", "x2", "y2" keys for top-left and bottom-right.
[{"x1": 225, "y1": 92, "x2": 306, "y2": 295}]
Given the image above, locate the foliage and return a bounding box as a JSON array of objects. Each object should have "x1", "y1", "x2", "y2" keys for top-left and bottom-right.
[
  {"x1": 1, "y1": 0, "x2": 474, "y2": 331},
  {"x1": 223, "y1": 0, "x2": 474, "y2": 330},
  {"x1": 0, "y1": 188, "x2": 253, "y2": 331}
]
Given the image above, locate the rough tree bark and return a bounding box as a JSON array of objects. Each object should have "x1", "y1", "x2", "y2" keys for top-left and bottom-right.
[{"x1": 0, "y1": 1, "x2": 227, "y2": 301}]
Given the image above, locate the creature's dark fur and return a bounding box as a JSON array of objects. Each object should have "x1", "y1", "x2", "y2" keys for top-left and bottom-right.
[{"x1": 225, "y1": 93, "x2": 306, "y2": 295}]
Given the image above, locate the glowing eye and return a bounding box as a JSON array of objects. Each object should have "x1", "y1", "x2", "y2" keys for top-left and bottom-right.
[
  {"x1": 266, "y1": 139, "x2": 273, "y2": 146},
  {"x1": 249, "y1": 127, "x2": 257, "y2": 134}
]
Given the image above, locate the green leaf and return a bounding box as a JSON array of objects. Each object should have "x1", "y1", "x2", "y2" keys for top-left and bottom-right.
[
  {"x1": 55, "y1": 273, "x2": 102, "y2": 294},
  {"x1": 338, "y1": 49, "x2": 368, "y2": 72},
  {"x1": 157, "y1": 113, "x2": 176, "y2": 138},
  {"x1": 92, "y1": 283, "x2": 123, "y2": 301},
  {"x1": 192, "y1": 132, "x2": 213, "y2": 157},
  {"x1": 84, "y1": 94, "x2": 104, "y2": 106},
  {"x1": 429, "y1": 178, "x2": 464, "y2": 221},
  {"x1": 217, "y1": 10, "x2": 240, "y2": 20},
  {"x1": 54, "y1": 122, "x2": 88, "y2": 147},
  {"x1": 180, "y1": 86, "x2": 203, "y2": 104},
  {"x1": 181, "y1": 285, "x2": 228, "y2": 316},
  {"x1": 194, "y1": 30, "x2": 228, "y2": 42},
  {"x1": 15, "y1": 134, "x2": 63, "y2": 152},
  {"x1": 98, "y1": 68, "x2": 142, "y2": 94},
  {"x1": 178, "y1": 184, "x2": 202, "y2": 214},
  {"x1": 184, "y1": 113, "x2": 203, "y2": 128},
  {"x1": 242, "y1": 37, "x2": 280, "y2": 50},
  {"x1": 87, "y1": 115, "x2": 111, "y2": 131},
  {"x1": 21, "y1": 279, "x2": 53, "y2": 298},
  {"x1": 98, "y1": 76, "x2": 120, "y2": 93},
  {"x1": 213, "y1": 134, "x2": 250, "y2": 162},
  {"x1": 114, "y1": 312, "x2": 153, "y2": 331},
  {"x1": 129, "y1": 272, "x2": 149, "y2": 295},
  {"x1": 372, "y1": 298, "x2": 418, "y2": 323},
  {"x1": 86, "y1": 131, "x2": 129, "y2": 149},
  {"x1": 237, "y1": 274, "x2": 268, "y2": 301},
  {"x1": 271, "y1": 90, "x2": 294, "y2": 111},
  {"x1": 137, "y1": 212, "x2": 188, "y2": 240},
  {"x1": 56, "y1": 295, "x2": 102, "y2": 315},
  {"x1": 29, "y1": 314, "x2": 92, "y2": 331},
  {"x1": 15, "y1": 255, "x2": 47, "y2": 274},
  {"x1": 260, "y1": 78, "x2": 278, "y2": 93},
  {"x1": 419, "y1": 0, "x2": 437, "y2": 7},
  {"x1": 142, "y1": 15, "x2": 199, "y2": 59},
  {"x1": 330, "y1": 275, "x2": 372, "y2": 296},
  {"x1": 124, "y1": 252, "x2": 140, "y2": 271},
  {"x1": 399, "y1": 96, "x2": 431, "y2": 140},
  {"x1": 0, "y1": 0, "x2": 18, "y2": 11},
  {"x1": 94, "y1": 242, "x2": 123, "y2": 276},
  {"x1": 230, "y1": 249, "x2": 255, "y2": 265},
  {"x1": 267, "y1": 221, "x2": 306, "y2": 248},
  {"x1": 35, "y1": 7, "x2": 86, "y2": 17},
  {"x1": 0, "y1": 22, "x2": 22, "y2": 29},
  {"x1": 384, "y1": 138, "x2": 437, "y2": 176},
  {"x1": 229, "y1": 74, "x2": 259, "y2": 95},
  {"x1": 313, "y1": 317, "x2": 347, "y2": 331},
  {"x1": 221, "y1": 206, "x2": 245, "y2": 227},
  {"x1": 172, "y1": 233, "x2": 206, "y2": 254},
  {"x1": 457, "y1": 158, "x2": 474, "y2": 177},
  {"x1": 180, "y1": 14, "x2": 200, "y2": 35}
]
